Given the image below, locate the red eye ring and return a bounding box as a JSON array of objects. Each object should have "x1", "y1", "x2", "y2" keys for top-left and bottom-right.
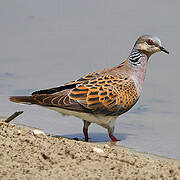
[{"x1": 146, "y1": 39, "x2": 154, "y2": 45}]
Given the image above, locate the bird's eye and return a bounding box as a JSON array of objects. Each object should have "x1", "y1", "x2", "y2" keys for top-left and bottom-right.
[{"x1": 146, "y1": 39, "x2": 154, "y2": 46}]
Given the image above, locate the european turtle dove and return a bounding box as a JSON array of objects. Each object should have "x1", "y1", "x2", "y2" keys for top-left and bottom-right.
[{"x1": 10, "y1": 35, "x2": 169, "y2": 142}]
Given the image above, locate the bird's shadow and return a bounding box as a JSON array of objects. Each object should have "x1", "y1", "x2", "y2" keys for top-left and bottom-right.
[{"x1": 52, "y1": 132, "x2": 133, "y2": 142}]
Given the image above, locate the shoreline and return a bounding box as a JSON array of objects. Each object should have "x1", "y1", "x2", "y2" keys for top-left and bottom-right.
[{"x1": 0, "y1": 122, "x2": 180, "y2": 179}]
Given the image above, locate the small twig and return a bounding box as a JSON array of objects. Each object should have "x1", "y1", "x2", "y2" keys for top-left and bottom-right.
[{"x1": 4, "y1": 111, "x2": 24, "y2": 123}]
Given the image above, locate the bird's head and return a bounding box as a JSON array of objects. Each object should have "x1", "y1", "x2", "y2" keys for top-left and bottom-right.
[{"x1": 134, "y1": 35, "x2": 169, "y2": 57}]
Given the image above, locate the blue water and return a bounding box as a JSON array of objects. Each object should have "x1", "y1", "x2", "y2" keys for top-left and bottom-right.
[{"x1": 0, "y1": 0, "x2": 180, "y2": 159}]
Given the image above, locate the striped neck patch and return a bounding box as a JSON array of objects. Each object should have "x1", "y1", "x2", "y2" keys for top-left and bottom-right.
[{"x1": 129, "y1": 49, "x2": 142, "y2": 65}]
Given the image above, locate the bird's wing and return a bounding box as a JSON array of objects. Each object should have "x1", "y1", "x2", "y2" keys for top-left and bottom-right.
[{"x1": 32, "y1": 73, "x2": 138, "y2": 115}]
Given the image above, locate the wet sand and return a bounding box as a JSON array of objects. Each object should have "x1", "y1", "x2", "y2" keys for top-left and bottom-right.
[{"x1": 0, "y1": 122, "x2": 180, "y2": 180}]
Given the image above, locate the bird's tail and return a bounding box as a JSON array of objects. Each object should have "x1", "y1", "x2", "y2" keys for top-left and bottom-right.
[{"x1": 9, "y1": 96, "x2": 36, "y2": 104}]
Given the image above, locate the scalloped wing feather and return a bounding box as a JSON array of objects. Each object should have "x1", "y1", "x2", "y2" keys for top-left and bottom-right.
[
  {"x1": 32, "y1": 73, "x2": 139, "y2": 116},
  {"x1": 69, "y1": 74, "x2": 139, "y2": 115}
]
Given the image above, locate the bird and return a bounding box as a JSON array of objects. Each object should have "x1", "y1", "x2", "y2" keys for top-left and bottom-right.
[{"x1": 10, "y1": 35, "x2": 169, "y2": 142}]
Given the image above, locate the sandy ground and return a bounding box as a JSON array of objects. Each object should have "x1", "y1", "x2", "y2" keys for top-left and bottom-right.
[{"x1": 0, "y1": 122, "x2": 180, "y2": 180}]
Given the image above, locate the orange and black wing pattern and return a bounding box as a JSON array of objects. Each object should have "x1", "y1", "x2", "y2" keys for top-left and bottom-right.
[
  {"x1": 31, "y1": 72, "x2": 139, "y2": 116},
  {"x1": 69, "y1": 74, "x2": 139, "y2": 115}
]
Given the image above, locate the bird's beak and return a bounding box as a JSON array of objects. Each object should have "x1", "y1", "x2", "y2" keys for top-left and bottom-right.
[{"x1": 159, "y1": 46, "x2": 169, "y2": 54}]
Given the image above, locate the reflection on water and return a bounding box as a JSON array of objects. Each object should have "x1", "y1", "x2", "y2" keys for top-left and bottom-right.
[
  {"x1": 53, "y1": 133, "x2": 131, "y2": 142},
  {"x1": 1, "y1": 72, "x2": 15, "y2": 79},
  {"x1": 0, "y1": 0, "x2": 180, "y2": 159}
]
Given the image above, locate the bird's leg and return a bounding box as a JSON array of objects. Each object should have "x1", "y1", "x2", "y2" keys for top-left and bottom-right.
[
  {"x1": 108, "y1": 126, "x2": 119, "y2": 142},
  {"x1": 83, "y1": 120, "x2": 91, "y2": 142},
  {"x1": 109, "y1": 133, "x2": 119, "y2": 142}
]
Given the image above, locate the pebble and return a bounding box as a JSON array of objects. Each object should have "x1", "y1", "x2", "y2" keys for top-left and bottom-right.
[
  {"x1": 33, "y1": 129, "x2": 46, "y2": 136},
  {"x1": 16, "y1": 130, "x2": 22, "y2": 135},
  {"x1": 104, "y1": 144, "x2": 110, "y2": 149},
  {"x1": 93, "y1": 147, "x2": 104, "y2": 153}
]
